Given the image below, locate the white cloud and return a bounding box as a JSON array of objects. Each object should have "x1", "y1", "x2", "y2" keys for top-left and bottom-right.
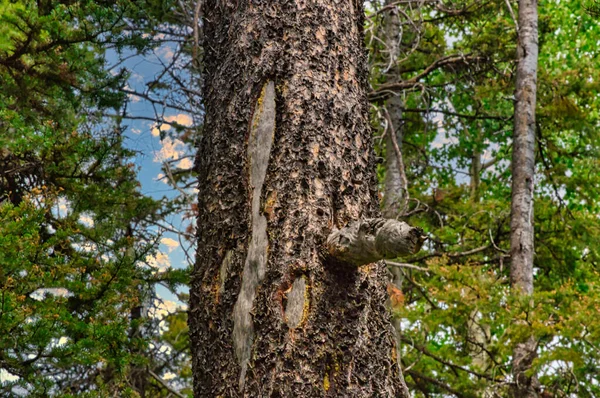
[
  {"x1": 150, "y1": 299, "x2": 179, "y2": 319},
  {"x1": 154, "y1": 173, "x2": 170, "y2": 186},
  {"x1": 79, "y1": 213, "x2": 94, "y2": 227},
  {"x1": 165, "y1": 114, "x2": 193, "y2": 126},
  {"x1": 52, "y1": 336, "x2": 69, "y2": 347},
  {"x1": 0, "y1": 368, "x2": 19, "y2": 383},
  {"x1": 151, "y1": 123, "x2": 170, "y2": 137},
  {"x1": 130, "y1": 72, "x2": 144, "y2": 83},
  {"x1": 127, "y1": 91, "x2": 141, "y2": 103},
  {"x1": 161, "y1": 237, "x2": 179, "y2": 252},
  {"x1": 56, "y1": 197, "x2": 71, "y2": 217},
  {"x1": 151, "y1": 114, "x2": 193, "y2": 137},
  {"x1": 157, "y1": 45, "x2": 174, "y2": 62},
  {"x1": 131, "y1": 127, "x2": 141, "y2": 135},
  {"x1": 30, "y1": 288, "x2": 71, "y2": 301},
  {"x1": 176, "y1": 157, "x2": 193, "y2": 169},
  {"x1": 72, "y1": 241, "x2": 97, "y2": 253},
  {"x1": 153, "y1": 137, "x2": 185, "y2": 163},
  {"x1": 145, "y1": 251, "x2": 171, "y2": 271}
]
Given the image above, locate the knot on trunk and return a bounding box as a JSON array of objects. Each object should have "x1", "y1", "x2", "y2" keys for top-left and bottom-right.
[{"x1": 326, "y1": 218, "x2": 426, "y2": 267}]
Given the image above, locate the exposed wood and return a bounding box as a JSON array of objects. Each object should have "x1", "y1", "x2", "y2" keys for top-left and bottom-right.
[
  {"x1": 382, "y1": 98, "x2": 409, "y2": 217},
  {"x1": 326, "y1": 218, "x2": 426, "y2": 267},
  {"x1": 385, "y1": 260, "x2": 429, "y2": 273}
]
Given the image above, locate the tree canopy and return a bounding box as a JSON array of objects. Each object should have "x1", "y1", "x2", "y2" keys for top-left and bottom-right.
[
  {"x1": 367, "y1": 0, "x2": 600, "y2": 396},
  {"x1": 0, "y1": 1, "x2": 190, "y2": 396}
]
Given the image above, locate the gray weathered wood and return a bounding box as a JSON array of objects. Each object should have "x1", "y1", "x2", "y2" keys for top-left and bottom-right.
[{"x1": 326, "y1": 218, "x2": 425, "y2": 267}]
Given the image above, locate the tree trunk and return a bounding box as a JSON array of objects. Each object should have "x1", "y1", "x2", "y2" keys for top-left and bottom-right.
[
  {"x1": 382, "y1": 94, "x2": 405, "y2": 219},
  {"x1": 190, "y1": 1, "x2": 409, "y2": 397},
  {"x1": 380, "y1": 4, "x2": 409, "y2": 395},
  {"x1": 510, "y1": 0, "x2": 539, "y2": 396},
  {"x1": 469, "y1": 145, "x2": 481, "y2": 201}
]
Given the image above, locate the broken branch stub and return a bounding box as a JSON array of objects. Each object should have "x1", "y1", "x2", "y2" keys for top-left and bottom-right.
[{"x1": 326, "y1": 218, "x2": 426, "y2": 267}]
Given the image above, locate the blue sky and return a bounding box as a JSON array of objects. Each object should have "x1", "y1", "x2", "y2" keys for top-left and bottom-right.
[{"x1": 109, "y1": 38, "x2": 196, "y2": 312}]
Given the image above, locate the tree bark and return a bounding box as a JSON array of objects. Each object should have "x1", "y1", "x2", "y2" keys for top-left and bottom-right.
[
  {"x1": 510, "y1": 0, "x2": 539, "y2": 396},
  {"x1": 190, "y1": 1, "x2": 410, "y2": 397}
]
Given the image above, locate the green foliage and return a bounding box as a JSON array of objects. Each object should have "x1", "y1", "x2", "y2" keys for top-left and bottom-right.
[
  {"x1": 0, "y1": 0, "x2": 189, "y2": 396},
  {"x1": 369, "y1": 0, "x2": 600, "y2": 395}
]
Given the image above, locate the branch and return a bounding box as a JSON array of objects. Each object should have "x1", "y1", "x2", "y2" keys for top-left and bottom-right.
[
  {"x1": 120, "y1": 88, "x2": 192, "y2": 113},
  {"x1": 402, "y1": 107, "x2": 510, "y2": 121},
  {"x1": 385, "y1": 261, "x2": 430, "y2": 273},
  {"x1": 504, "y1": 0, "x2": 519, "y2": 32},
  {"x1": 149, "y1": 369, "x2": 187, "y2": 398},
  {"x1": 326, "y1": 218, "x2": 426, "y2": 266},
  {"x1": 481, "y1": 156, "x2": 499, "y2": 170},
  {"x1": 404, "y1": 368, "x2": 468, "y2": 398},
  {"x1": 399, "y1": 336, "x2": 500, "y2": 382},
  {"x1": 408, "y1": 244, "x2": 490, "y2": 263},
  {"x1": 369, "y1": 54, "x2": 485, "y2": 100},
  {"x1": 192, "y1": 0, "x2": 202, "y2": 69}
]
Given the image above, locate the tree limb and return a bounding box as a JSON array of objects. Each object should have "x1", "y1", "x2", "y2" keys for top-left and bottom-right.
[
  {"x1": 326, "y1": 218, "x2": 426, "y2": 266},
  {"x1": 404, "y1": 368, "x2": 469, "y2": 398},
  {"x1": 369, "y1": 54, "x2": 486, "y2": 100},
  {"x1": 149, "y1": 369, "x2": 187, "y2": 398}
]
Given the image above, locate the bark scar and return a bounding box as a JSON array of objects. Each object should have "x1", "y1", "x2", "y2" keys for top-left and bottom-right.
[
  {"x1": 232, "y1": 81, "x2": 276, "y2": 390},
  {"x1": 284, "y1": 276, "x2": 309, "y2": 328}
]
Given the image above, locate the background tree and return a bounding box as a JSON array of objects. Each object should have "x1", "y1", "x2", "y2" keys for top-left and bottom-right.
[
  {"x1": 510, "y1": 0, "x2": 539, "y2": 395},
  {"x1": 366, "y1": 0, "x2": 600, "y2": 396}
]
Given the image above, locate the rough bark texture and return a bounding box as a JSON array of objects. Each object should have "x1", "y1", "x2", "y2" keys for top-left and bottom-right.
[
  {"x1": 190, "y1": 1, "x2": 409, "y2": 397},
  {"x1": 510, "y1": 0, "x2": 539, "y2": 396}
]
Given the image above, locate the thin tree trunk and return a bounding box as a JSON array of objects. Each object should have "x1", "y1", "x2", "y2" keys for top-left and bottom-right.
[
  {"x1": 383, "y1": 94, "x2": 405, "y2": 219},
  {"x1": 190, "y1": 2, "x2": 409, "y2": 397},
  {"x1": 510, "y1": 0, "x2": 539, "y2": 396},
  {"x1": 470, "y1": 146, "x2": 481, "y2": 201},
  {"x1": 380, "y1": 4, "x2": 410, "y2": 396},
  {"x1": 381, "y1": 0, "x2": 406, "y2": 220},
  {"x1": 129, "y1": 304, "x2": 148, "y2": 398}
]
